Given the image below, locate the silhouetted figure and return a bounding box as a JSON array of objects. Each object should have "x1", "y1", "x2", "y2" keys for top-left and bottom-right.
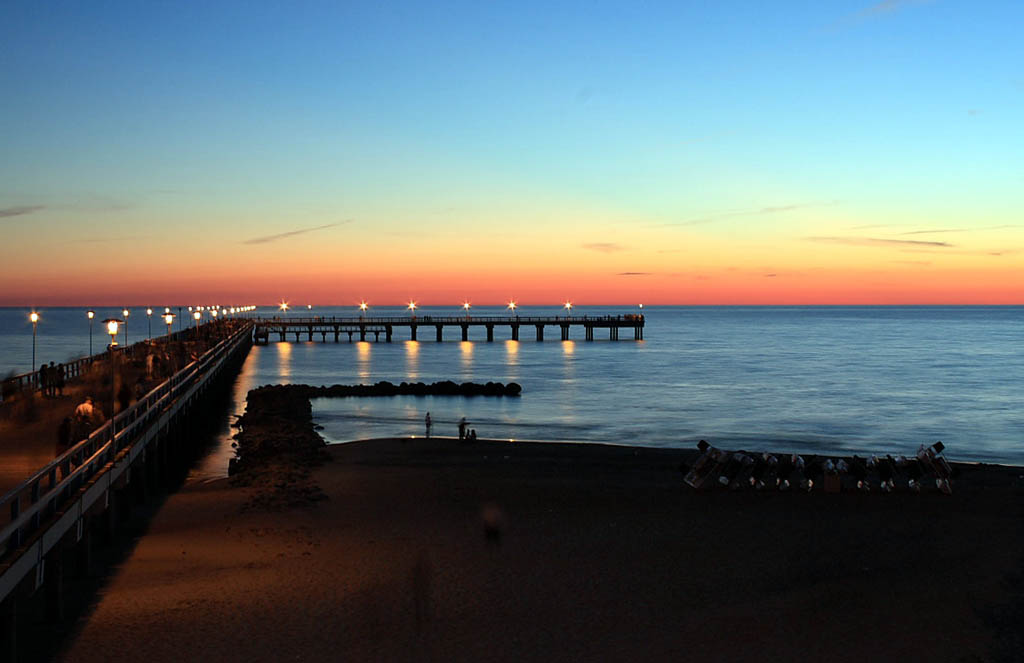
[
  {"x1": 117, "y1": 381, "x2": 132, "y2": 413},
  {"x1": 73, "y1": 396, "x2": 99, "y2": 440},
  {"x1": 39, "y1": 363, "x2": 50, "y2": 396},
  {"x1": 55, "y1": 363, "x2": 65, "y2": 397},
  {"x1": 411, "y1": 552, "x2": 433, "y2": 631},
  {"x1": 56, "y1": 417, "x2": 72, "y2": 456},
  {"x1": 48, "y1": 362, "x2": 57, "y2": 396},
  {"x1": 458, "y1": 416, "x2": 467, "y2": 440},
  {"x1": 425, "y1": 412, "x2": 432, "y2": 438},
  {"x1": 482, "y1": 503, "x2": 503, "y2": 545}
]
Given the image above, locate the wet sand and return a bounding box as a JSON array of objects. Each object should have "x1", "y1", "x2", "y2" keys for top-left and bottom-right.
[{"x1": 59, "y1": 436, "x2": 1023, "y2": 662}]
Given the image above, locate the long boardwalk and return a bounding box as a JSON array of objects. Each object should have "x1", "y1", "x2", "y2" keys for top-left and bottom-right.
[{"x1": 253, "y1": 314, "x2": 645, "y2": 344}]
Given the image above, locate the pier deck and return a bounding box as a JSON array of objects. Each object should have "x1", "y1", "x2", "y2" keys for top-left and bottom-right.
[{"x1": 253, "y1": 315, "x2": 644, "y2": 344}]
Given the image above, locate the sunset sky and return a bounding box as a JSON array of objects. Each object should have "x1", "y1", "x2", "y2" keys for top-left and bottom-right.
[{"x1": 2, "y1": 1, "x2": 1022, "y2": 305}]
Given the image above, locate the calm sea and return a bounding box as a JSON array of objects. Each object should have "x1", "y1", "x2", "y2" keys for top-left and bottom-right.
[{"x1": 2, "y1": 306, "x2": 1022, "y2": 465}]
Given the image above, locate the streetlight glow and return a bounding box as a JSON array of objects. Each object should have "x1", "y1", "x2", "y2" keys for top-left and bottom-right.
[
  {"x1": 87, "y1": 310, "x2": 95, "y2": 320},
  {"x1": 105, "y1": 319, "x2": 120, "y2": 337},
  {"x1": 29, "y1": 312, "x2": 39, "y2": 371},
  {"x1": 564, "y1": 301, "x2": 573, "y2": 312}
]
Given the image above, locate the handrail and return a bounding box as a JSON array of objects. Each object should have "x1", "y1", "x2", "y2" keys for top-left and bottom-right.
[{"x1": 0, "y1": 322, "x2": 252, "y2": 558}]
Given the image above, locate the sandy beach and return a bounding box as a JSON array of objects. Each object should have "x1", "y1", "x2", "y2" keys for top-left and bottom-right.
[{"x1": 56, "y1": 433, "x2": 1023, "y2": 662}]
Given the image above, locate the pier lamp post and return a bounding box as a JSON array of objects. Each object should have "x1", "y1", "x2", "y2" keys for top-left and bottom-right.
[
  {"x1": 508, "y1": 301, "x2": 518, "y2": 319},
  {"x1": 103, "y1": 319, "x2": 120, "y2": 419},
  {"x1": 564, "y1": 302, "x2": 573, "y2": 316},
  {"x1": 122, "y1": 309, "x2": 130, "y2": 346},
  {"x1": 178, "y1": 307, "x2": 183, "y2": 331},
  {"x1": 29, "y1": 312, "x2": 39, "y2": 374},
  {"x1": 163, "y1": 313, "x2": 175, "y2": 338},
  {"x1": 193, "y1": 310, "x2": 201, "y2": 332},
  {"x1": 87, "y1": 310, "x2": 95, "y2": 356},
  {"x1": 146, "y1": 308, "x2": 153, "y2": 339},
  {"x1": 359, "y1": 301, "x2": 368, "y2": 320},
  {"x1": 463, "y1": 302, "x2": 471, "y2": 319},
  {"x1": 407, "y1": 301, "x2": 417, "y2": 320}
]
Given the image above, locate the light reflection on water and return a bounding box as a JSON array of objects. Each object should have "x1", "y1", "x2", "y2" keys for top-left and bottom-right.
[{"x1": 180, "y1": 305, "x2": 1024, "y2": 468}]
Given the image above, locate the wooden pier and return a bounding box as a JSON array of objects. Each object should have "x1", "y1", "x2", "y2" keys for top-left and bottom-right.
[{"x1": 253, "y1": 314, "x2": 644, "y2": 344}]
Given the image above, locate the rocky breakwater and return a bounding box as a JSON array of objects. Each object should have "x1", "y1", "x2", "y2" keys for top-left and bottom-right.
[
  {"x1": 230, "y1": 385, "x2": 330, "y2": 510},
  {"x1": 298, "y1": 380, "x2": 522, "y2": 398}
]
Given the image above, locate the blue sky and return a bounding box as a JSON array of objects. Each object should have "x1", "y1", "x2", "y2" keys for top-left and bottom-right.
[{"x1": 2, "y1": 1, "x2": 1022, "y2": 304}]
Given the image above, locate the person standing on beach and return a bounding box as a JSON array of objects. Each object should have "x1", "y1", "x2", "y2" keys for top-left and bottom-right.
[
  {"x1": 458, "y1": 416, "x2": 467, "y2": 440},
  {"x1": 425, "y1": 412, "x2": 432, "y2": 438}
]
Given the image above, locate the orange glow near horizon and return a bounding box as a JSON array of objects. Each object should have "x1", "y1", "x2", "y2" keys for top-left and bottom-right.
[{"x1": 2, "y1": 228, "x2": 1023, "y2": 305}]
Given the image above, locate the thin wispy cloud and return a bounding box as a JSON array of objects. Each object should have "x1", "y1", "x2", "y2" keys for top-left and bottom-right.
[
  {"x1": 805, "y1": 236, "x2": 953, "y2": 248},
  {"x1": 582, "y1": 242, "x2": 625, "y2": 253},
  {"x1": 664, "y1": 201, "x2": 837, "y2": 227},
  {"x1": 824, "y1": 0, "x2": 931, "y2": 31},
  {"x1": 898, "y1": 225, "x2": 1017, "y2": 235},
  {"x1": 617, "y1": 272, "x2": 652, "y2": 276},
  {"x1": 243, "y1": 222, "x2": 348, "y2": 245},
  {"x1": 67, "y1": 236, "x2": 150, "y2": 244},
  {"x1": 860, "y1": 0, "x2": 930, "y2": 17},
  {"x1": 0, "y1": 205, "x2": 45, "y2": 218}
]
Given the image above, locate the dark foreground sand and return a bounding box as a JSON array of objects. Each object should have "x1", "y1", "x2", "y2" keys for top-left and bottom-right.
[{"x1": 60, "y1": 438, "x2": 1023, "y2": 662}]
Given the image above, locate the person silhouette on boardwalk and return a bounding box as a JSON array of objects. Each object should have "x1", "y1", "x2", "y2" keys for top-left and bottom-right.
[
  {"x1": 425, "y1": 412, "x2": 432, "y2": 438},
  {"x1": 56, "y1": 363, "x2": 65, "y2": 397},
  {"x1": 458, "y1": 416, "x2": 468, "y2": 440}
]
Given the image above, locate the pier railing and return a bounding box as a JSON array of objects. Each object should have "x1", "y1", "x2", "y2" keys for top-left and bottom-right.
[
  {"x1": 254, "y1": 313, "x2": 644, "y2": 342},
  {"x1": 0, "y1": 325, "x2": 210, "y2": 404},
  {"x1": 0, "y1": 322, "x2": 253, "y2": 603}
]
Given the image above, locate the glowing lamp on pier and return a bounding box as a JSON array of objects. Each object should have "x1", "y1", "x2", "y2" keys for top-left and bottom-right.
[
  {"x1": 279, "y1": 301, "x2": 290, "y2": 313},
  {"x1": 564, "y1": 301, "x2": 573, "y2": 313},
  {"x1": 211, "y1": 309, "x2": 218, "y2": 319},
  {"x1": 163, "y1": 313, "x2": 175, "y2": 337},
  {"x1": 359, "y1": 301, "x2": 368, "y2": 319},
  {"x1": 164, "y1": 307, "x2": 171, "y2": 314},
  {"x1": 29, "y1": 312, "x2": 39, "y2": 370},
  {"x1": 87, "y1": 309, "x2": 96, "y2": 355},
  {"x1": 103, "y1": 319, "x2": 120, "y2": 345},
  {"x1": 463, "y1": 302, "x2": 471, "y2": 317},
  {"x1": 121, "y1": 309, "x2": 130, "y2": 345},
  {"x1": 407, "y1": 301, "x2": 417, "y2": 318}
]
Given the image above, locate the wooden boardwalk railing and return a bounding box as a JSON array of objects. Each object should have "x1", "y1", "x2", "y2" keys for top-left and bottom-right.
[{"x1": 0, "y1": 322, "x2": 253, "y2": 613}]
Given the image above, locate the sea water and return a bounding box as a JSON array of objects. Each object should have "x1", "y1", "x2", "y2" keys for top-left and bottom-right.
[{"x1": 2, "y1": 306, "x2": 1022, "y2": 464}]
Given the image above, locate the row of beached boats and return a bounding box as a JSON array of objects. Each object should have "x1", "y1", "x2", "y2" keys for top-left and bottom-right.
[{"x1": 682, "y1": 440, "x2": 954, "y2": 494}]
